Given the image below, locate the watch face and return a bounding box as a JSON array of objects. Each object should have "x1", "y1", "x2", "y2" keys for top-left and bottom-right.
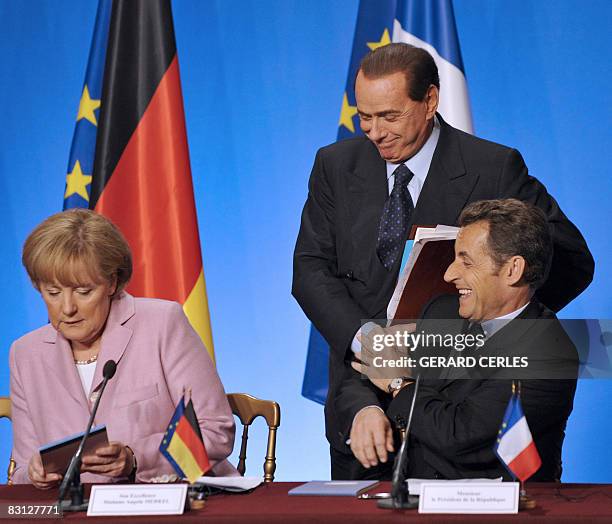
[{"x1": 390, "y1": 378, "x2": 403, "y2": 390}]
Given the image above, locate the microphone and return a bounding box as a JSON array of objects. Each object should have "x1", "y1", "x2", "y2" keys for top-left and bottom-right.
[
  {"x1": 378, "y1": 374, "x2": 420, "y2": 510},
  {"x1": 102, "y1": 360, "x2": 117, "y2": 380},
  {"x1": 57, "y1": 359, "x2": 117, "y2": 511}
]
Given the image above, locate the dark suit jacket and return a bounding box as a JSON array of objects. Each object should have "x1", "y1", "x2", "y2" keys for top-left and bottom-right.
[
  {"x1": 292, "y1": 115, "x2": 592, "y2": 451},
  {"x1": 382, "y1": 295, "x2": 577, "y2": 481}
]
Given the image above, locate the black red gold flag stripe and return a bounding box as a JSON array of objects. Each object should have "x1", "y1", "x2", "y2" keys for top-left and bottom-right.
[
  {"x1": 91, "y1": 0, "x2": 214, "y2": 359},
  {"x1": 159, "y1": 396, "x2": 211, "y2": 483}
]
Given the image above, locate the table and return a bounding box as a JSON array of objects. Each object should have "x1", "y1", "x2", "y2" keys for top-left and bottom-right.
[{"x1": 1, "y1": 482, "x2": 611, "y2": 523}]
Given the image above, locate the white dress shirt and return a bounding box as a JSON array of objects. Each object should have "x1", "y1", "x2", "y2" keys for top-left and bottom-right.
[
  {"x1": 385, "y1": 115, "x2": 441, "y2": 205},
  {"x1": 480, "y1": 302, "x2": 530, "y2": 339},
  {"x1": 76, "y1": 361, "x2": 96, "y2": 396}
]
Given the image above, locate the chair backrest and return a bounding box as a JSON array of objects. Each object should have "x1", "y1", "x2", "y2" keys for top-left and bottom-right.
[
  {"x1": 226, "y1": 393, "x2": 280, "y2": 482},
  {"x1": 0, "y1": 396, "x2": 15, "y2": 485}
]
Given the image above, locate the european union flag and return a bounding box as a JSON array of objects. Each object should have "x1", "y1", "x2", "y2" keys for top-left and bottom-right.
[
  {"x1": 336, "y1": 0, "x2": 396, "y2": 142},
  {"x1": 63, "y1": 0, "x2": 111, "y2": 210},
  {"x1": 302, "y1": 0, "x2": 472, "y2": 404}
]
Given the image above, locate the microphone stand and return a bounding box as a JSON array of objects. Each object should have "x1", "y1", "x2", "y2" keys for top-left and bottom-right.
[
  {"x1": 378, "y1": 375, "x2": 420, "y2": 510},
  {"x1": 57, "y1": 360, "x2": 116, "y2": 511}
]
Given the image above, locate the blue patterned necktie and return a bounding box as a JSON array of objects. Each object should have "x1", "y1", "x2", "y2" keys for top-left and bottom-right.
[{"x1": 376, "y1": 164, "x2": 415, "y2": 271}]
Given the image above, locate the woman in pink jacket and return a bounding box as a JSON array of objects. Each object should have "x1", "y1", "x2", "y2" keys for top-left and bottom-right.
[{"x1": 10, "y1": 209, "x2": 236, "y2": 487}]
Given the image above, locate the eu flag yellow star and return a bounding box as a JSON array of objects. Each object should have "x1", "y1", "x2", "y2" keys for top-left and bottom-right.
[
  {"x1": 367, "y1": 28, "x2": 391, "y2": 51},
  {"x1": 339, "y1": 92, "x2": 358, "y2": 133},
  {"x1": 76, "y1": 85, "x2": 101, "y2": 125},
  {"x1": 64, "y1": 160, "x2": 92, "y2": 201}
]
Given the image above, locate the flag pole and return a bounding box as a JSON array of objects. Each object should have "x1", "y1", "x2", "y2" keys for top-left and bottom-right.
[{"x1": 516, "y1": 380, "x2": 537, "y2": 511}]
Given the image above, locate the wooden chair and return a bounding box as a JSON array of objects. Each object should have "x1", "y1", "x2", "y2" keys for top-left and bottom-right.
[
  {"x1": 0, "y1": 397, "x2": 15, "y2": 485},
  {"x1": 226, "y1": 393, "x2": 280, "y2": 482}
]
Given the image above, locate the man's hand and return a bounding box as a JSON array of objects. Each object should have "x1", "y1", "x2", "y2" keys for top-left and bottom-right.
[
  {"x1": 355, "y1": 323, "x2": 416, "y2": 385},
  {"x1": 350, "y1": 407, "x2": 394, "y2": 468},
  {"x1": 28, "y1": 453, "x2": 62, "y2": 490},
  {"x1": 81, "y1": 442, "x2": 135, "y2": 478},
  {"x1": 351, "y1": 355, "x2": 393, "y2": 392}
]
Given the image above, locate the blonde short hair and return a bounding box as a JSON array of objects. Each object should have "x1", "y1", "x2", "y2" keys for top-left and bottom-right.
[{"x1": 22, "y1": 209, "x2": 132, "y2": 294}]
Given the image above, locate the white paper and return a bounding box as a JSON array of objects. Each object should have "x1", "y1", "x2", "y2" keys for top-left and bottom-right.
[
  {"x1": 407, "y1": 476, "x2": 502, "y2": 494},
  {"x1": 413, "y1": 225, "x2": 459, "y2": 243},
  {"x1": 195, "y1": 475, "x2": 262, "y2": 492},
  {"x1": 87, "y1": 484, "x2": 187, "y2": 516},
  {"x1": 418, "y1": 482, "x2": 519, "y2": 514}
]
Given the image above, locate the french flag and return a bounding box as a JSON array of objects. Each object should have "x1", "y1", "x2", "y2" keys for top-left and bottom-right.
[
  {"x1": 494, "y1": 392, "x2": 542, "y2": 481},
  {"x1": 393, "y1": 0, "x2": 473, "y2": 133}
]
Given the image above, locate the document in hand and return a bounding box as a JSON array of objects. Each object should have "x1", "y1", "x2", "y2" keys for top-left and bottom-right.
[
  {"x1": 39, "y1": 424, "x2": 109, "y2": 474},
  {"x1": 387, "y1": 225, "x2": 459, "y2": 322},
  {"x1": 288, "y1": 480, "x2": 379, "y2": 497}
]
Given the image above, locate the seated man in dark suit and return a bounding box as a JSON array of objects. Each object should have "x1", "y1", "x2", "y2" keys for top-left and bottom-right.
[{"x1": 340, "y1": 198, "x2": 578, "y2": 480}]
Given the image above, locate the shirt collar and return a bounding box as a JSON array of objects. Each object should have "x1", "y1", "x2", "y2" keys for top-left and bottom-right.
[
  {"x1": 385, "y1": 115, "x2": 441, "y2": 181},
  {"x1": 481, "y1": 302, "x2": 530, "y2": 339}
]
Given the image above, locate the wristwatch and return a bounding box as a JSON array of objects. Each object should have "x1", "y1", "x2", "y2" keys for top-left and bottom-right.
[
  {"x1": 387, "y1": 377, "x2": 412, "y2": 394},
  {"x1": 125, "y1": 445, "x2": 137, "y2": 483}
]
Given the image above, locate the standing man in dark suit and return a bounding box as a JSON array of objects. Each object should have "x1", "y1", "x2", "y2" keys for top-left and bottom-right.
[
  {"x1": 292, "y1": 43, "x2": 593, "y2": 479},
  {"x1": 346, "y1": 199, "x2": 578, "y2": 481}
]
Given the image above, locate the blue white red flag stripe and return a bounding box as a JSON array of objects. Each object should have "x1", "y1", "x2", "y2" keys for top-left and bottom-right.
[
  {"x1": 393, "y1": 0, "x2": 472, "y2": 133},
  {"x1": 494, "y1": 393, "x2": 542, "y2": 481}
]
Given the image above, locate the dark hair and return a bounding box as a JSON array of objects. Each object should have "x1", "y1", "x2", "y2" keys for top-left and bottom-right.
[
  {"x1": 358, "y1": 43, "x2": 439, "y2": 101},
  {"x1": 23, "y1": 209, "x2": 133, "y2": 295},
  {"x1": 458, "y1": 199, "x2": 552, "y2": 290}
]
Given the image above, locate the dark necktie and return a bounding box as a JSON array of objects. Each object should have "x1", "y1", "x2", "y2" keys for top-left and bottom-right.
[
  {"x1": 376, "y1": 164, "x2": 415, "y2": 271},
  {"x1": 466, "y1": 322, "x2": 485, "y2": 338}
]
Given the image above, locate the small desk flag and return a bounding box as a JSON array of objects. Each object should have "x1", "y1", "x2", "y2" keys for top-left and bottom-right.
[
  {"x1": 494, "y1": 390, "x2": 542, "y2": 482},
  {"x1": 160, "y1": 396, "x2": 211, "y2": 484}
]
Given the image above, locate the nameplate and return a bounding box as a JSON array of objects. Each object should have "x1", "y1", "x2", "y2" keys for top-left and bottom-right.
[
  {"x1": 418, "y1": 482, "x2": 519, "y2": 514},
  {"x1": 87, "y1": 484, "x2": 188, "y2": 516}
]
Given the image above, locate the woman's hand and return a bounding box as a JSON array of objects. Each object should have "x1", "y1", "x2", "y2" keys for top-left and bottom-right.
[
  {"x1": 81, "y1": 442, "x2": 135, "y2": 478},
  {"x1": 28, "y1": 453, "x2": 62, "y2": 490}
]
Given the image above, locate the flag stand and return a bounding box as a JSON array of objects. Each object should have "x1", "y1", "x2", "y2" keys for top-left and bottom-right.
[
  {"x1": 519, "y1": 482, "x2": 537, "y2": 510},
  {"x1": 516, "y1": 383, "x2": 536, "y2": 510},
  {"x1": 187, "y1": 487, "x2": 207, "y2": 511}
]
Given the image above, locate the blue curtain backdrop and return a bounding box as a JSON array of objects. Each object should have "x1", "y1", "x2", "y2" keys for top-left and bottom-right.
[{"x1": 0, "y1": 0, "x2": 610, "y2": 481}]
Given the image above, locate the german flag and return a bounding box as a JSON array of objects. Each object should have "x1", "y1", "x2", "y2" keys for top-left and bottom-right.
[
  {"x1": 90, "y1": 0, "x2": 215, "y2": 360},
  {"x1": 160, "y1": 396, "x2": 211, "y2": 483}
]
